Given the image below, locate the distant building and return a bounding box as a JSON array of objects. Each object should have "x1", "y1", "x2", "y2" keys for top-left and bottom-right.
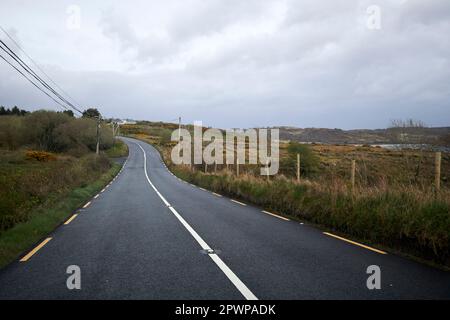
[{"x1": 119, "y1": 119, "x2": 137, "y2": 125}]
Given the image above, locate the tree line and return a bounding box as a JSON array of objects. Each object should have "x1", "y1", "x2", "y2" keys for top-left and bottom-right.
[
  {"x1": 0, "y1": 108, "x2": 113, "y2": 155},
  {"x1": 0, "y1": 106, "x2": 28, "y2": 116}
]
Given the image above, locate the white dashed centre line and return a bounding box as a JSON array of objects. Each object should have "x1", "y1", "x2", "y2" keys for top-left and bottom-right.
[{"x1": 136, "y1": 142, "x2": 257, "y2": 301}]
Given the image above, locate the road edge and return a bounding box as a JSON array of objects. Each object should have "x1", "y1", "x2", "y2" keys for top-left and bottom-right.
[
  {"x1": 0, "y1": 158, "x2": 125, "y2": 270},
  {"x1": 126, "y1": 134, "x2": 450, "y2": 272}
]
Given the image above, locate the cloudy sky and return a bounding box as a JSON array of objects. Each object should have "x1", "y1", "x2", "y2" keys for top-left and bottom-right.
[{"x1": 0, "y1": 0, "x2": 449, "y2": 129}]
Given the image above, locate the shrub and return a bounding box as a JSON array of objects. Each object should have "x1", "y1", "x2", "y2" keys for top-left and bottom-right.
[
  {"x1": 0, "y1": 116, "x2": 24, "y2": 150},
  {"x1": 25, "y1": 150, "x2": 57, "y2": 162},
  {"x1": 281, "y1": 142, "x2": 319, "y2": 177},
  {"x1": 0, "y1": 110, "x2": 113, "y2": 155}
]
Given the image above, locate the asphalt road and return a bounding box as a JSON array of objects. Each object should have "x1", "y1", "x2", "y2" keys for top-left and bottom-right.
[{"x1": 0, "y1": 137, "x2": 449, "y2": 299}]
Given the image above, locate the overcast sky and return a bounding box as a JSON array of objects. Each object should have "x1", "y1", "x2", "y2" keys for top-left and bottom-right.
[{"x1": 0, "y1": 0, "x2": 449, "y2": 129}]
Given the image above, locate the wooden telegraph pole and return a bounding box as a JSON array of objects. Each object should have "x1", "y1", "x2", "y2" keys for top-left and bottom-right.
[{"x1": 95, "y1": 116, "x2": 101, "y2": 156}]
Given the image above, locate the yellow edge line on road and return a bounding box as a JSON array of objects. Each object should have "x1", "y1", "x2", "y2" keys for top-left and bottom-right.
[
  {"x1": 231, "y1": 199, "x2": 247, "y2": 206},
  {"x1": 323, "y1": 232, "x2": 387, "y2": 255},
  {"x1": 20, "y1": 238, "x2": 52, "y2": 262},
  {"x1": 262, "y1": 210, "x2": 290, "y2": 221},
  {"x1": 82, "y1": 201, "x2": 91, "y2": 209},
  {"x1": 64, "y1": 214, "x2": 78, "y2": 225}
]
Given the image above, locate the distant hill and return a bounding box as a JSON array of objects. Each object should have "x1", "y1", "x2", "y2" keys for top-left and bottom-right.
[{"x1": 275, "y1": 126, "x2": 450, "y2": 146}]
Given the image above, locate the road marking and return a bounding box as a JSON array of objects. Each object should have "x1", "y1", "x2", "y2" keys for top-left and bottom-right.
[
  {"x1": 64, "y1": 214, "x2": 78, "y2": 225},
  {"x1": 83, "y1": 201, "x2": 91, "y2": 209},
  {"x1": 199, "y1": 187, "x2": 207, "y2": 191},
  {"x1": 20, "y1": 238, "x2": 52, "y2": 262},
  {"x1": 101, "y1": 188, "x2": 106, "y2": 193},
  {"x1": 323, "y1": 232, "x2": 387, "y2": 255},
  {"x1": 136, "y1": 143, "x2": 257, "y2": 300},
  {"x1": 212, "y1": 192, "x2": 222, "y2": 197},
  {"x1": 231, "y1": 199, "x2": 247, "y2": 206},
  {"x1": 94, "y1": 194, "x2": 99, "y2": 199},
  {"x1": 262, "y1": 210, "x2": 290, "y2": 221}
]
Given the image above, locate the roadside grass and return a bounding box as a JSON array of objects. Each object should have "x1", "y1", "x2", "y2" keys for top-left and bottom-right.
[
  {"x1": 123, "y1": 126, "x2": 450, "y2": 268},
  {"x1": 171, "y1": 166, "x2": 450, "y2": 268},
  {"x1": 0, "y1": 162, "x2": 120, "y2": 268},
  {"x1": 105, "y1": 139, "x2": 129, "y2": 158},
  {"x1": 0, "y1": 152, "x2": 111, "y2": 230}
]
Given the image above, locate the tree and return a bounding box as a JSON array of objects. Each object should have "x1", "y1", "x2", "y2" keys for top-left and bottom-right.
[
  {"x1": 0, "y1": 116, "x2": 23, "y2": 150},
  {"x1": 82, "y1": 108, "x2": 101, "y2": 118},
  {"x1": 0, "y1": 106, "x2": 28, "y2": 116},
  {"x1": 11, "y1": 106, "x2": 21, "y2": 116},
  {"x1": 23, "y1": 110, "x2": 71, "y2": 151},
  {"x1": 388, "y1": 119, "x2": 427, "y2": 143},
  {"x1": 62, "y1": 110, "x2": 74, "y2": 117}
]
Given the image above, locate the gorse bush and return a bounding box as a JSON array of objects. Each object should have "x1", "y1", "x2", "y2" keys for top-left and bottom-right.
[
  {"x1": 0, "y1": 110, "x2": 113, "y2": 154},
  {"x1": 0, "y1": 152, "x2": 111, "y2": 231},
  {"x1": 25, "y1": 150, "x2": 57, "y2": 162}
]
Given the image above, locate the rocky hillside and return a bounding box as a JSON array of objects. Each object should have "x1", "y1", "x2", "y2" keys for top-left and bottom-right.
[{"x1": 276, "y1": 126, "x2": 450, "y2": 145}]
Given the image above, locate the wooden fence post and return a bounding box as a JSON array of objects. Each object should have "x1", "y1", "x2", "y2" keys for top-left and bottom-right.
[
  {"x1": 351, "y1": 160, "x2": 356, "y2": 191},
  {"x1": 435, "y1": 152, "x2": 441, "y2": 192},
  {"x1": 297, "y1": 153, "x2": 301, "y2": 183}
]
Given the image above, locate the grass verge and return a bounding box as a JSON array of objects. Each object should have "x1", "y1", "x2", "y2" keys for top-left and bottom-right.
[
  {"x1": 171, "y1": 166, "x2": 450, "y2": 269},
  {"x1": 105, "y1": 139, "x2": 129, "y2": 158},
  {"x1": 0, "y1": 163, "x2": 120, "y2": 269},
  {"x1": 126, "y1": 134, "x2": 450, "y2": 269}
]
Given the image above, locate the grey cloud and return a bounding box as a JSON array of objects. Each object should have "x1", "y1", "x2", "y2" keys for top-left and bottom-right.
[{"x1": 0, "y1": 0, "x2": 449, "y2": 129}]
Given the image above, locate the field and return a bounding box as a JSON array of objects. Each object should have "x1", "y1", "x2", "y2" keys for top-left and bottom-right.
[{"x1": 122, "y1": 122, "x2": 450, "y2": 267}]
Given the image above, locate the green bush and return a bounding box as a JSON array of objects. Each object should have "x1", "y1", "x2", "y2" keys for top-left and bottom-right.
[
  {"x1": 280, "y1": 142, "x2": 319, "y2": 177},
  {"x1": 0, "y1": 110, "x2": 113, "y2": 154},
  {"x1": 0, "y1": 153, "x2": 111, "y2": 232}
]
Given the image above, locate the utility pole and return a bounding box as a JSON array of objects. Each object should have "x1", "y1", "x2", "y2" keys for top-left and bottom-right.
[
  {"x1": 96, "y1": 116, "x2": 101, "y2": 156},
  {"x1": 178, "y1": 116, "x2": 182, "y2": 162},
  {"x1": 178, "y1": 117, "x2": 181, "y2": 141},
  {"x1": 111, "y1": 122, "x2": 116, "y2": 146}
]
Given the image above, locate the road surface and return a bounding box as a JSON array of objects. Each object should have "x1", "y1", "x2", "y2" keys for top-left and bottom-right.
[{"x1": 0, "y1": 137, "x2": 449, "y2": 299}]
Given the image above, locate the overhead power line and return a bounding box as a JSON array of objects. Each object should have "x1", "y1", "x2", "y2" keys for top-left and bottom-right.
[
  {"x1": 0, "y1": 28, "x2": 84, "y2": 115},
  {"x1": 0, "y1": 26, "x2": 83, "y2": 109},
  {"x1": 0, "y1": 40, "x2": 83, "y2": 114},
  {"x1": 0, "y1": 51, "x2": 71, "y2": 111}
]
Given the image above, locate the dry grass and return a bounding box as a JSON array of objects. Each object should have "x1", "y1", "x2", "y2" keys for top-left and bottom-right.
[
  {"x1": 123, "y1": 124, "x2": 450, "y2": 266},
  {"x1": 0, "y1": 151, "x2": 111, "y2": 232},
  {"x1": 173, "y1": 166, "x2": 450, "y2": 266}
]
